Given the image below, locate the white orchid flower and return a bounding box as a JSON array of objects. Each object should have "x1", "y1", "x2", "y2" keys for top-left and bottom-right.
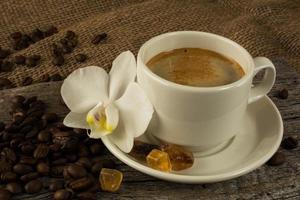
[{"x1": 61, "y1": 51, "x2": 154, "y2": 153}]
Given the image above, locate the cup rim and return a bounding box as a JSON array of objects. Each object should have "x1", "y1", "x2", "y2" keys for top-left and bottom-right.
[{"x1": 137, "y1": 31, "x2": 254, "y2": 92}]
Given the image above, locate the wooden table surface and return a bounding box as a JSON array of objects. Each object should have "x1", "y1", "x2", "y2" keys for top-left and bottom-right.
[{"x1": 0, "y1": 59, "x2": 299, "y2": 200}]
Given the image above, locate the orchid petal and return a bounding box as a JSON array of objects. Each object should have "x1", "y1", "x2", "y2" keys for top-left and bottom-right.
[
  {"x1": 63, "y1": 112, "x2": 89, "y2": 129},
  {"x1": 108, "y1": 118, "x2": 133, "y2": 153},
  {"x1": 109, "y1": 51, "x2": 136, "y2": 101},
  {"x1": 86, "y1": 102, "x2": 119, "y2": 138},
  {"x1": 61, "y1": 66, "x2": 109, "y2": 113},
  {"x1": 115, "y1": 82, "x2": 154, "y2": 138}
]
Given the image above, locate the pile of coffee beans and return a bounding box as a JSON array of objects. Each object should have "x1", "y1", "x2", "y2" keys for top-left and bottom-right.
[
  {"x1": 0, "y1": 27, "x2": 107, "y2": 89},
  {"x1": 0, "y1": 95, "x2": 117, "y2": 199}
]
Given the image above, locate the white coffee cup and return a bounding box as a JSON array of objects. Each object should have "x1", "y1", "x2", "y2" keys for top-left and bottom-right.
[{"x1": 137, "y1": 31, "x2": 276, "y2": 152}]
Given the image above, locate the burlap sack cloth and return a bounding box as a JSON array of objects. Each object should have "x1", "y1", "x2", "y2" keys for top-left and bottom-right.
[{"x1": 0, "y1": 0, "x2": 299, "y2": 87}]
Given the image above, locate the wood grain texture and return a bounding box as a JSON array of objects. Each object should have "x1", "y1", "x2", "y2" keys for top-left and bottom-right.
[{"x1": 0, "y1": 59, "x2": 299, "y2": 200}]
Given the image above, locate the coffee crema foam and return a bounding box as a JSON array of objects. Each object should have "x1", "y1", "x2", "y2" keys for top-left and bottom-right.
[{"x1": 146, "y1": 48, "x2": 245, "y2": 87}]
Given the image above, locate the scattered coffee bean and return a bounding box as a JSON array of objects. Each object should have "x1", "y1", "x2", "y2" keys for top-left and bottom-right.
[
  {"x1": 37, "y1": 130, "x2": 51, "y2": 142},
  {"x1": 38, "y1": 73, "x2": 50, "y2": 82},
  {"x1": 30, "y1": 29, "x2": 44, "y2": 42},
  {"x1": 10, "y1": 32, "x2": 22, "y2": 40},
  {"x1": 89, "y1": 143, "x2": 103, "y2": 155},
  {"x1": 91, "y1": 33, "x2": 107, "y2": 44},
  {"x1": 67, "y1": 164, "x2": 87, "y2": 179},
  {"x1": 22, "y1": 77, "x2": 33, "y2": 86},
  {"x1": 69, "y1": 177, "x2": 93, "y2": 191},
  {"x1": 102, "y1": 159, "x2": 116, "y2": 169},
  {"x1": 267, "y1": 152, "x2": 286, "y2": 166},
  {"x1": 13, "y1": 163, "x2": 33, "y2": 175},
  {"x1": 52, "y1": 158, "x2": 68, "y2": 165},
  {"x1": 282, "y1": 136, "x2": 298, "y2": 150},
  {"x1": 42, "y1": 113, "x2": 58, "y2": 123},
  {"x1": 36, "y1": 162, "x2": 50, "y2": 175},
  {"x1": 75, "y1": 53, "x2": 87, "y2": 63},
  {"x1": 0, "y1": 77, "x2": 13, "y2": 89},
  {"x1": 65, "y1": 30, "x2": 76, "y2": 40},
  {"x1": 77, "y1": 192, "x2": 96, "y2": 200},
  {"x1": 19, "y1": 156, "x2": 36, "y2": 165},
  {"x1": 91, "y1": 162, "x2": 103, "y2": 175},
  {"x1": 25, "y1": 57, "x2": 39, "y2": 68},
  {"x1": 0, "y1": 49, "x2": 10, "y2": 59},
  {"x1": 0, "y1": 188, "x2": 11, "y2": 200},
  {"x1": 14, "y1": 55, "x2": 26, "y2": 65},
  {"x1": 76, "y1": 157, "x2": 92, "y2": 170},
  {"x1": 34, "y1": 143, "x2": 49, "y2": 159},
  {"x1": 20, "y1": 172, "x2": 39, "y2": 182},
  {"x1": 54, "y1": 189, "x2": 72, "y2": 200},
  {"x1": 0, "y1": 172, "x2": 17, "y2": 182},
  {"x1": 52, "y1": 55, "x2": 65, "y2": 66},
  {"x1": 49, "y1": 180, "x2": 64, "y2": 192},
  {"x1": 1, "y1": 61, "x2": 14, "y2": 72},
  {"x1": 24, "y1": 179, "x2": 42, "y2": 194},
  {"x1": 62, "y1": 45, "x2": 73, "y2": 54},
  {"x1": 277, "y1": 88, "x2": 288, "y2": 99},
  {"x1": 6, "y1": 182, "x2": 22, "y2": 194},
  {"x1": 44, "y1": 26, "x2": 58, "y2": 37},
  {"x1": 50, "y1": 73, "x2": 63, "y2": 81}
]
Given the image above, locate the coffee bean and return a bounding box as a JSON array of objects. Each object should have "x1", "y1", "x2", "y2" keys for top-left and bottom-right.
[
  {"x1": 277, "y1": 89, "x2": 288, "y2": 99},
  {"x1": 61, "y1": 45, "x2": 73, "y2": 54},
  {"x1": 25, "y1": 56, "x2": 39, "y2": 67},
  {"x1": 13, "y1": 164, "x2": 33, "y2": 175},
  {"x1": 37, "y1": 130, "x2": 51, "y2": 142},
  {"x1": 89, "y1": 143, "x2": 103, "y2": 155},
  {"x1": 50, "y1": 143, "x2": 62, "y2": 152},
  {"x1": 102, "y1": 159, "x2": 116, "y2": 169},
  {"x1": 42, "y1": 113, "x2": 58, "y2": 123},
  {"x1": 0, "y1": 188, "x2": 11, "y2": 200},
  {"x1": 10, "y1": 137, "x2": 23, "y2": 149},
  {"x1": 65, "y1": 30, "x2": 76, "y2": 40},
  {"x1": 282, "y1": 136, "x2": 298, "y2": 150},
  {"x1": 14, "y1": 55, "x2": 26, "y2": 65},
  {"x1": 6, "y1": 182, "x2": 22, "y2": 194},
  {"x1": 267, "y1": 152, "x2": 286, "y2": 166},
  {"x1": 78, "y1": 144, "x2": 90, "y2": 157},
  {"x1": 30, "y1": 29, "x2": 44, "y2": 42},
  {"x1": 0, "y1": 78, "x2": 13, "y2": 89},
  {"x1": 0, "y1": 121, "x2": 5, "y2": 132},
  {"x1": 49, "y1": 180, "x2": 64, "y2": 192},
  {"x1": 36, "y1": 162, "x2": 50, "y2": 175},
  {"x1": 1, "y1": 61, "x2": 14, "y2": 72},
  {"x1": 10, "y1": 32, "x2": 23, "y2": 40},
  {"x1": 25, "y1": 126, "x2": 39, "y2": 138},
  {"x1": 0, "y1": 172, "x2": 17, "y2": 182},
  {"x1": 51, "y1": 165, "x2": 65, "y2": 177},
  {"x1": 67, "y1": 164, "x2": 87, "y2": 179},
  {"x1": 91, "y1": 33, "x2": 107, "y2": 44},
  {"x1": 44, "y1": 26, "x2": 58, "y2": 37},
  {"x1": 52, "y1": 158, "x2": 68, "y2": 166},
  {"x1": 34, "y1": 143, "x2": 49, "y2": 159},
  {"x1": 52, "y1": 55, "x2": 65, "y2": 66},
  {"x1": 0, "y1": 159, "x2": 11, "y2": 172},
  {"x1": 0, "y1": 49, "x2": 10, "y2": 59},
  {"x1": 65, "y1": 154, "x2": 77, "y2": 162},
  {"x1": 91, "y1": 162, "x2": 103, "y2": 175},
  {"x1": 67, "y1": 39, "x2": 78, "y2": 48},
  {"x1": 22, "y1": 76, "x2": 33, "y2": 86},
  {"x1": 5, "y1": 122, "x2": 19, "y2": 133},
  {"x1": 69, "y1": 177, "x2": 93, "y2": 191},
  {"x1": 77, "y1": 192, "x2": 96, "y2": 200},
  {"x1": 19, "y1": 156, "x2": 37, "y2": 165},
  {"x1": 20, "y1": 142, "x2": 35, "y2": 154},
  {"x1": 54, "y1": 189, "x2": 72, "y2": 200},
  {"x1": 75, "y1": 54, "x2": 87, "y2": 63},
  {"x1": 24, "y1": 179, "x2": 42, "y2": 194},
  {"x1": 39, "y1": 73, "x2": 50, "y2": 82},
  {"x1": 1, "y1": 148, "x2": 17, "y2": 164},
  {"x1": 76, "y1": 157, "x2": 92, "y2": 170},
  {"x1": 20, "y1": 172, "x2": 39, "y2": 182}
]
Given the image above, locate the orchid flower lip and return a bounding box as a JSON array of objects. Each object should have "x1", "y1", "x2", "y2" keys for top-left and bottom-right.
[{"x1": 61, "y1": 50, "x2": 154, "y2": 153}]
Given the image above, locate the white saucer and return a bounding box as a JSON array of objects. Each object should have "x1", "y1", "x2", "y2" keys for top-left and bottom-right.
[{"x1": 101, "y1": 96, "x2": 283, "y2": 184}]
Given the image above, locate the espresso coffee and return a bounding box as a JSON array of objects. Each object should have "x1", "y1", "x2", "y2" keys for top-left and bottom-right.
[{"x1": 147, "y1": 48, "x2": 245, "y2": 87}]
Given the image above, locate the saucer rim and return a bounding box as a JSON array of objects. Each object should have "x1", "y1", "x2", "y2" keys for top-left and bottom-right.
[{"x1": 101, "y1": 96, "x2": 283, "y2": 184}]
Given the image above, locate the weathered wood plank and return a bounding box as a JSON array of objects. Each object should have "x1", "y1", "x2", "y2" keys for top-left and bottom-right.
[{"x1": 0, "y1": 58, "x2": 299, "y2": 200}]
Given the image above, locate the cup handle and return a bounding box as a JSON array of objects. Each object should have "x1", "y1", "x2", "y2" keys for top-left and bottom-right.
[{"x1": 248, "y1": 57, "x2": 276, "y2": 104}]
